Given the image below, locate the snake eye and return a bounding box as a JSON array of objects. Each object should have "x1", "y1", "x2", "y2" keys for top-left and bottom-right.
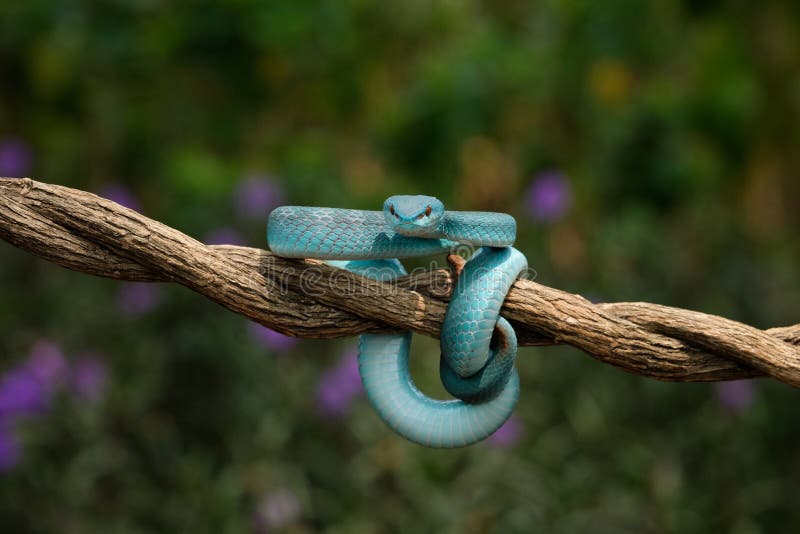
[
  {"x1": 425, "y1": 205, "x2": 432, "y2": 217},
  {"x1": 389, "y1": 204, "x2": 396, "y2": 217}
]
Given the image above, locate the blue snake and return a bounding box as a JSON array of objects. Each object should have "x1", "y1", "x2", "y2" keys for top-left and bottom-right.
[{"x1": 267, "y1": 195, "x2": 527, "y2": 448}]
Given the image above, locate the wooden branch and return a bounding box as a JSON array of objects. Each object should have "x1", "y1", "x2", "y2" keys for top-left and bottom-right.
[{"x1": 2, "y1": 177, "x2": 800, "y2": 386}]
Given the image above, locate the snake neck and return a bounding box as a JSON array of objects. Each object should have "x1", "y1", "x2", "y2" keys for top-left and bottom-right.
[
  {"x1": 388, "y1": 212, "x2": 517, "y2": 248},
  {"x1": 439, "y1": 212, "x2": 517, "y2": 247}
]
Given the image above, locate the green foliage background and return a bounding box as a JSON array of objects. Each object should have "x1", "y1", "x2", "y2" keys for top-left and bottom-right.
[{"x1": 1, "y1": 1, "x2": 800, "y2": 532}]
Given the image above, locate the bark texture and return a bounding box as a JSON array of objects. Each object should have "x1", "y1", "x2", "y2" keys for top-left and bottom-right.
[{"x1": 2, "y1": 177, "x2": 799, "y2": 385}]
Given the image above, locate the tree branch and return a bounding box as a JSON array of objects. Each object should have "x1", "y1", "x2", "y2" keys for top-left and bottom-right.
[{"x1": 2, "y1": 177, "x2": 800, "y2": 386}]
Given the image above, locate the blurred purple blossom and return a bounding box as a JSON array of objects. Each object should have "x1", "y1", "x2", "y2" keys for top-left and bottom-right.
[
  {"x1": 27, "y1": 341, "x2": 68, "y2": 392},
  {"x1": 204, "y1": 227, "x2": 245, "y2": 246},
  {"x1": 98, "y1": 183, "x2": 142, "y2": 212},
  {"x1": 486, "y1": 414, "x2": 524, "y2": 448},
  {"x1": 0, "y1": 341, "x2": 68, "y2": 420},
  {"x1": 71, "y1": 355, "x2": 108, "y2": 402},
  {"x1": 0, "y1": 138, "x2": 32, "y2": 177},
  {"x1": 252, "y1": 488, "x2": 301, "y2": 532},
  {"x1": 715, "y1": 380, "x2": 755, "y2": 413},
  {"x1": 316, "y1": 349, "x2": 363, "y2": 418},
  {"x1": 524, "y1": 171, "x2": 572, "y2": 223},
  {"x1": 234, "y1": 174, "x2": 285, "y2": 218},
  {"x1": 0, "y1": 342, "x2": 111, "y2": 474},
  {"x1": 0, "y1": 344, "x2": 109, "y2": 410},
  {"x1": 247, "y1": 323, "x2": 298, "y2": 352},
  {"x1": 0, "y1": 428, "x2": 21, "y2": 473},
  {"x1": 0, "y1": 367, "x2": 48, "y2": 419},
  {"x1": 117, "y1": 282, "x2": 161, "y2": 316}
]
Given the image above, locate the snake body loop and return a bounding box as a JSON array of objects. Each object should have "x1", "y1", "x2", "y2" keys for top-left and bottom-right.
[{"x1": 267, "y1": 195, "x2": 527, "y2": 448}]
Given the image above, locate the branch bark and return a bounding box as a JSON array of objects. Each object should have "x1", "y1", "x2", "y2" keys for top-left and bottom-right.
[{"x1": 2, "y1": 177, "x2": 800, "y2": 386}]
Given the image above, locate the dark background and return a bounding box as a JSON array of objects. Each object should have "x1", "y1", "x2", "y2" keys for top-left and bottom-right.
[{"x1": 1, "y1": 1, "x2": 799, "y2": 532}]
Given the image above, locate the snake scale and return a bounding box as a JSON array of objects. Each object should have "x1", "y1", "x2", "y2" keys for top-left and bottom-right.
[{"x1": 267, "y1": 195, "x2": 527, "y2": 448}]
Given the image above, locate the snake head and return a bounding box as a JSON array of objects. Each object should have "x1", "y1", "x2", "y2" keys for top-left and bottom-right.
[{"x1": 383, "y1": 195, "x2": 445, "y2": 236}]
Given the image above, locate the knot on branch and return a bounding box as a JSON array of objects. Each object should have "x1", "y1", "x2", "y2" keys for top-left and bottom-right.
[{"x1": 2, "y1": 177, "x2": 800, "y2": 386}]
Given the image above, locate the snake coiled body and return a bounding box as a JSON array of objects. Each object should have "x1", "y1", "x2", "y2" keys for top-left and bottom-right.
[{"x1": 267, "y1": 195, "x2": 527, "y2": 448}]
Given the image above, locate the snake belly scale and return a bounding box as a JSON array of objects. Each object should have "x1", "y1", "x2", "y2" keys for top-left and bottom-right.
[{"x1": 267, "y1": 195, "x2": 527, "y2": 448}]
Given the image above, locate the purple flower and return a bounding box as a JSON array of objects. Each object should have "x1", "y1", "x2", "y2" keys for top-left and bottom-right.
[
  {"x1": 247, "y1": 323, "x2": 298, "y2": 352},
  {"x1": 97, "y1": 183, "x2": 142, "y2": 212},
  {"x1": 234, "y1": 174, "x2": 285, "y2": 218},
  {"x1": 0, "y1": 428, "x2": 21, "y2": 473},
  {"x1": 0, "y1": 341, "x2": 68, "y2": 420},
  {"x1": 116, "y1": 282, "x2": 161, "y2": 316},
  {"x1": 715, "y1": 380, "x2": 755, "y2": 413},
  {"x1": 27, "y1": 341, "x2": 68, "y2": 392},
  {"x1": 486, "y1": 415, "x2": 524, "y2": 448},
  {"x1": 0, "y1": 138, "x2": 32, "y2": 177},
  {"x1": 316, "y1": 349, "x2": 363, "y2": 418},
  {"x1": 204, "y1": 227, "x2": 245, "y2": 246},
  {"x1": 71, "y1": 355, "x2": 108, "y2": 402},
  {"x1": 0, "y1": 367, "x2": 48, "y2": 419},
  {"x1": 252, "y1": 488, "x2": 301, "y2": 532},
  {"x1": 524, "y1": 171, "x2": 572, "y2": 223}
]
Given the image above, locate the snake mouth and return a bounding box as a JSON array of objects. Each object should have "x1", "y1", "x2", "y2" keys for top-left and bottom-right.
[
  {"x1": 388, "y1": 204, "x2": 433, "y2": 223},
  {"x1": 383, "y1": 195, "x2": 444, "y2": 233}
]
